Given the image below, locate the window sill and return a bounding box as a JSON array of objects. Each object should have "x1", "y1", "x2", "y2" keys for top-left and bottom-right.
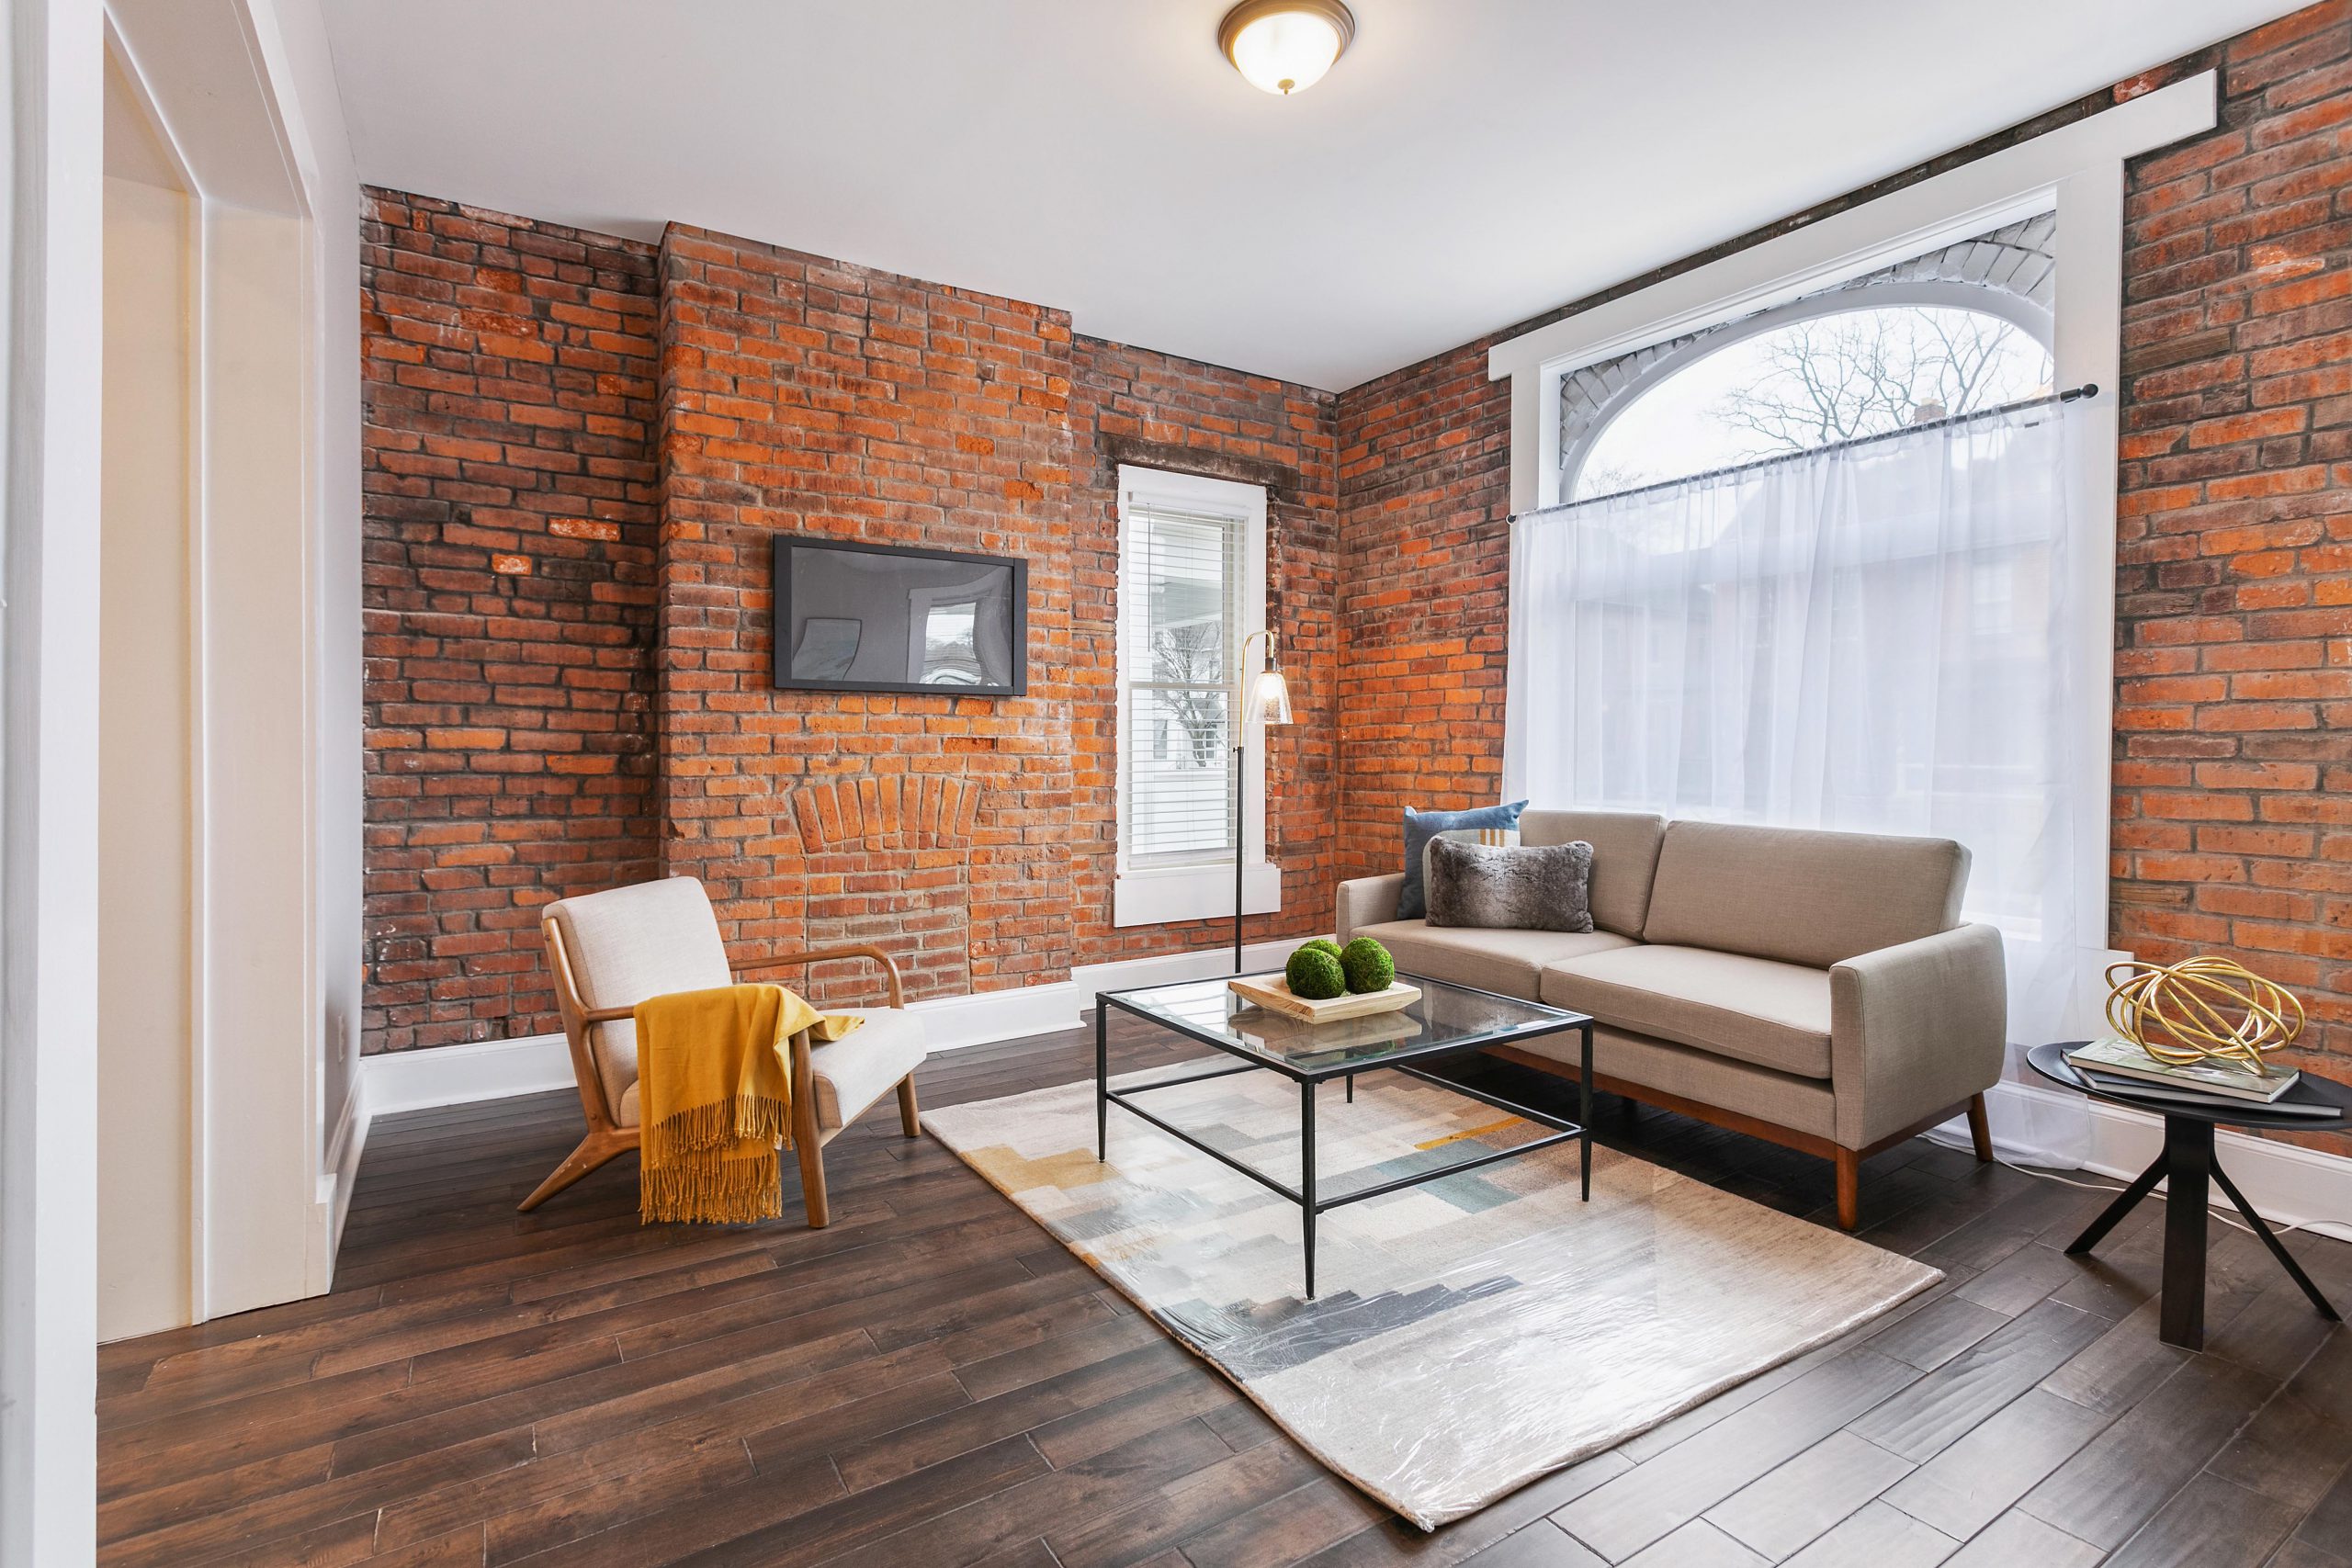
[{"x1": 1113, "y1": 863, "x2": 1281, "y2": 929}]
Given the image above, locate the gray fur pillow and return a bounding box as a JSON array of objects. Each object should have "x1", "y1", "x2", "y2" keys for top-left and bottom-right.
[{"x1": 1424, "y1": 838, "x2": 1595, "y2": 932}]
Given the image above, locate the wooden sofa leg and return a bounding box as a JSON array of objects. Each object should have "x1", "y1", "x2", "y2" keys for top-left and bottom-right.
[
  {"x1": 1967, "y1": 1093, "x2": 1994, "y2": 1164},
  {"x1": 518, "y1": 1130, "x2": 631, "y2": 1213},
  {"x1": 1834, "y1": 1147, "x2": 1861, "y2": 1231},
  {"x1": 897, "y1": 1076, "x2": 921, "y2": 1138}
]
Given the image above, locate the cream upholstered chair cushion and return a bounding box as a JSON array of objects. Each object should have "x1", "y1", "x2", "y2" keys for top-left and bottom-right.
[
  {"x1": 548, "y1": 876, "x2": 732, "y2": 1123},
  {"x1": 549, "y1": 875, "x2": 927, "y2": 1133},
  {"x1": 612, "y1": 1008, "x2": 925, "y2": 1132}
]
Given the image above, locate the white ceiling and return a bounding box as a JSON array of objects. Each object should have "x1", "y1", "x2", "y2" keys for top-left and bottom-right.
[{"x1": 319, "y1": 0, "x2": 2301, "y2": 392}]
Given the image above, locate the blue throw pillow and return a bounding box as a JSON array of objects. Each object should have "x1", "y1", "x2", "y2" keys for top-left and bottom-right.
[{"x1": 1398, "y1": 801, "x2": 1528, "y2": 920}]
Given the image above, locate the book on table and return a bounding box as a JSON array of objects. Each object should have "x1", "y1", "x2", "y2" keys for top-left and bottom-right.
[
  {"x1": 2075, "y1": 1068, "x2": 2342, "y2": 1120},
  {"x1": 2064, "y1": 1037, "x2": 2316, "y2": 1107}
]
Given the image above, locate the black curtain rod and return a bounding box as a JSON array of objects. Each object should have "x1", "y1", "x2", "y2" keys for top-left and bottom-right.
[{"x1": 1514, "y1": 381, "x2": 2100, "y2": 519}]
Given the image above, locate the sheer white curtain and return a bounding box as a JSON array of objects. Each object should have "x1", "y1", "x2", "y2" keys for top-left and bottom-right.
[{"x1": 1505, "y1": 401, "x2": 2090, "y2": 1046}]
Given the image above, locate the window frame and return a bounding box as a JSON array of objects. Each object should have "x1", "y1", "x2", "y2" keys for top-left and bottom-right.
[
  {"x1": 1112, "y1": 464, "x2": 1280, "y2": 929},
  {"x1": 1560, "y1": 281, "x2": 2053, "y2": 502}
]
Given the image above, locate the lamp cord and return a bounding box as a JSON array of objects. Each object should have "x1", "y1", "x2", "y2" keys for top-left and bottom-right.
[{"x1": 1928, "y1": 1131, "x2": 2352, "y2": 1242}]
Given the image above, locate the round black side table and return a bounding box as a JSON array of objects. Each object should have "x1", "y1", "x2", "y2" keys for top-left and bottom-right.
[{"x1": 2027, "y1": 1042, "x2": 2347, "y2": 1349}]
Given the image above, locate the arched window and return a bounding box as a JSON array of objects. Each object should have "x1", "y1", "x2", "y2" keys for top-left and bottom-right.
[
  {"x1": 1510, "y1": 262, "x2": 2086, "y2": 1043},
  {"x1": 1568, "y1": 291, "x2": 2053, "y2": 502}
]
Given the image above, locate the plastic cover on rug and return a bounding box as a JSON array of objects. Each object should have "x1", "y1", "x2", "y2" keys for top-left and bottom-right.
[{"x1": 924, "y1": 1067, "x2": 1940, "y2": 1529}]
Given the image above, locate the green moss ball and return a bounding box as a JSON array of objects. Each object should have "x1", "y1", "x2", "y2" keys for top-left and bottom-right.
[
  {"x1": 1340, "y1": 937, "x2": 1396, "y2": 995},
  {"x1": 1285, "y1": 946, "x2": 1348, "y2": 1000},
  {"x1": 1303, "y1": 938, "x2": 1343, "y2": 961}
]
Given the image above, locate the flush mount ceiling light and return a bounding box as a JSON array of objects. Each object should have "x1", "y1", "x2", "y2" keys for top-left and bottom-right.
[{"x1": 1218, "y1": 0, "x2": 1356, "y2": 96}]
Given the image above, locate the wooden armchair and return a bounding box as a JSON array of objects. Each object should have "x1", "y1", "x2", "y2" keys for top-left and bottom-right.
[{"x1": 522, "y1": 874, "x2": 928, "y2": 1225}]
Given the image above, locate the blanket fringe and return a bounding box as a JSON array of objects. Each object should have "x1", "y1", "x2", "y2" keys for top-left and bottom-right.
[
  {"x1": 641, "y1": 1094, "x2": 794, "y2": 1224},
  {"x1": 642, "y1": 1094, "x2": 790, "y2": 1167},
  {"x1": 639, "y1": 1152, "x2": 785, "y2": 1225}
]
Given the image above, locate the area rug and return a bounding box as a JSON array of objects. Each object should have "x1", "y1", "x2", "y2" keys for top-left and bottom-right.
[{"x1": 923, "y1": 1067, "x2": 1939, "y2": 1529}]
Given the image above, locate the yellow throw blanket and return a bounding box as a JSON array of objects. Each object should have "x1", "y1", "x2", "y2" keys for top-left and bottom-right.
[{"x1": 633, "y1": 983, "x2": 864, "y2": 1224}]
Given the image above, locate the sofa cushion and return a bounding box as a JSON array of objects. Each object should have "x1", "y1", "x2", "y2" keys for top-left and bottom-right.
[
  {"x1": 1425, "y1": 838, "x2": 1593, "y2": 932},
  {"x1": 1540, "y1": 944, "x2": 1833, "y2": 1079},
  {"x1": 1501, "y1": 1025, "x2": 1837, "y2": 1141},
  {"x1": 1640, "y1": 820, "x2": 1968, "y2": 968},
  {"x1": 1351, "y1": 919, "x2": 1633, "y2": 1000},
  {"x1": 1518, "y1": 809, "x2": 1667, "y2": 938},
  {"x1": 1397, "y1": 801, "x2": 1528, "y2": 920}
]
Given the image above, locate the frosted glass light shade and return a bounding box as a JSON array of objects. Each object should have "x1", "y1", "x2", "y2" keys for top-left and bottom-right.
[
  {"x1": 1246, "y1": 668, "x2": 1295, "y2": 726},
  {"x1": 1219, "y1": 1, "x2": 1355, "y2": 96}
]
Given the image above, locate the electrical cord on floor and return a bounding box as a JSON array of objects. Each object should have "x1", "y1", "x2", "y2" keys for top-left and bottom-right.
[{"x1": 1925, "y1": 1129, "x2": 2352, "y2": 1243}]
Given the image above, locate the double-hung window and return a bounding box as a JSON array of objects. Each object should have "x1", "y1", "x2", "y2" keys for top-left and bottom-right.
[{"x1": 1113, "y1": 465, "x2": 1279, "y2": 927}]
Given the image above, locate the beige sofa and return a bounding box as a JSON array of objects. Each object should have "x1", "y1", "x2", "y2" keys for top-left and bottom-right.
[{"x1": 1336, "y1": 809, "x2": 2005, "y2": 1228}]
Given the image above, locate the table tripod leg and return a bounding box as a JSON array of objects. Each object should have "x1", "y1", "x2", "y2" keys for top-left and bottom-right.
[
  {"x1": 2159, "y1": 1119, "x2": 2212, "y2": 1349},
  {"x1": 2064, "y1": 1150, "x2": 2165, "y2": 1256},
  {"x1": 2211, "y1": 1159, "x2": 2340, "y2": 1322}
]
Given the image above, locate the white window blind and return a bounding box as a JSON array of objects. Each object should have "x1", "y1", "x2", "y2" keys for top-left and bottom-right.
[{"x1": 1120, "y1": 497, "x2": 1244, "y2": 869}]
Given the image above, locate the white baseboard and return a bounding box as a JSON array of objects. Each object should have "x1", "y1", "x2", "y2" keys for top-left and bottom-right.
[
  {"x1": 1071, "y1": 938, "x2": 1304, "y2": 1003},
  {"x1": 1937, "y1": 1077, "x2": 2352, "y2": 1244},
  {"x1": 319, "y1": 1085, "x2": 369, "y2": 1258},
  {"x1": 356, "y1": 936, "x2": 1320, "y2": 1122},
  {"x1": 363, "y1": 1031, "x2": 579, "y2": 1117}
]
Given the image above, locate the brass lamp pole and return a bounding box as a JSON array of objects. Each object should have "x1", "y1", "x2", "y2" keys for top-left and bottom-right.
[{"x1": 1234, "y1": 627, "x2": 1295, "y2": 972}]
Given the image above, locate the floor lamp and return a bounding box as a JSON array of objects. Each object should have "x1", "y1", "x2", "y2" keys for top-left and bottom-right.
[{"x1": 1234, "y1": 628, "x2": 1295, "y2": 972}]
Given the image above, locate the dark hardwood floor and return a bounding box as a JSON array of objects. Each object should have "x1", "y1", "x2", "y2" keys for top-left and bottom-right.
[{"x1": 96, "y1": 1022, "x2": 2352, "y2": 1567}]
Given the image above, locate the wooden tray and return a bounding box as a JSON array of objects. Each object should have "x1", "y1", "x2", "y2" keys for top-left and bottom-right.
[{"x1": 1227, "y1": 973, "x2": 1421, "y2": 1022}]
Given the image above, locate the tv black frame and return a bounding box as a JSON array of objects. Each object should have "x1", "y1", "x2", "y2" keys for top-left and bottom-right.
[{"x1": 770, "y1": 534, "x2": 1030, "y2": 697}]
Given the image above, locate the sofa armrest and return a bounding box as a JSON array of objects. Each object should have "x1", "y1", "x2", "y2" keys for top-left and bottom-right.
[
  {"x1": 1829, "y1": 922, "x2": 2007, "y2": 1150},
  {"x1": 1336, "y1": 874, "x2": 1405, "y2": 943}
]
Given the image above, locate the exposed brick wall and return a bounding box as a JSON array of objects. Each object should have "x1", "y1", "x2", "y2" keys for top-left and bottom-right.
[
  {"x1": 653, "y1": 225, "x2": 1081, "y2": 1007},
  {"x1": 2111, "y1": 4, "x2": 2352, "y2": 1110},
  {"x1": 358, "y1": 199, "x2": 1356, "y2": 1044},
  {"x1": 1331, "y1": 344, "x2": 1514, "y2": 883},
  {"x1": 1069, "y1": 338, "x2": 1341, "y2": 960},
  {"x1": 360, "y1": 189, "x2": 661, "y2": 1054}
]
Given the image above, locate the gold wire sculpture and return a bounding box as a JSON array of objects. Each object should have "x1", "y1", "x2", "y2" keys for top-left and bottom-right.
[{"x1": 2103, "y1": 955, "x2": 2305, "y2": 1077}]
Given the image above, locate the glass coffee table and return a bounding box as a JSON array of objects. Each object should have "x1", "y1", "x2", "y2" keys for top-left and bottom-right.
[{"x1": 1094, "y1": 973, "x2": 1596, "y2": 1298}]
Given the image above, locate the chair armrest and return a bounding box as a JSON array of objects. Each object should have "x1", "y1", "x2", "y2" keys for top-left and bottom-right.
[
  {"x1": 1336, "y1": 874, "x2": 1406, "y2": 942},
  {"x1": 1829, "y1": 923, "x2": 2007, "y2": 1149},
  {"x1": 734, "y1": 942, "x2": 906, "y2": 1009},
  {"x1": 579, "y1": 1004, "x2": 635, "y2": 1026}
]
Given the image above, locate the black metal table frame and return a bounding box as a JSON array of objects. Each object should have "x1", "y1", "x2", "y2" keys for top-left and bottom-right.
[
  {"x1": 1093, "y1": 979, "x2": 1596, "y2": 1299},
  {"x1": 2064, "y1": 1113, "x2": 2340, "y2": 1348},
  {"x1": 2030, "y1": 1043, "x2": 2343, "y2": 1349}
]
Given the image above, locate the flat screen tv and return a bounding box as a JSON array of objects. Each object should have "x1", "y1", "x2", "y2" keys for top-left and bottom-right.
[{"x1": 772, "y1": 536, "x2": 1028, "y2": 696}]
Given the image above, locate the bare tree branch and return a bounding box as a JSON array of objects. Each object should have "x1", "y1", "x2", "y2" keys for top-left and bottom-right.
[{"x1": 1712, "y1": 308, "x2": 2048, "y2": 456}]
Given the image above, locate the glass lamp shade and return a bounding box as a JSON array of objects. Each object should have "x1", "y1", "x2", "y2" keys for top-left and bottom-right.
[
  {"x1": 1246, "y1": 668, "x2": 1295, "y2": 727},
  {"x1": 1220, "y1": 2, "x2": 1354, "y2": 96}
]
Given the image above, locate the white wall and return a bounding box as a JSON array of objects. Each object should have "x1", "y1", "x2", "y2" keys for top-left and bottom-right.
[
  {"x1": 97, "y1": 51, "x2": 197, "y2": 1341},
  {"x1": 244, "y1": 0, "x2": 364, "y2": 1268},
  {"x1": 96, "y1": 0, "x2": 365, "y2": 1333},
  {"x1": 1, "y1": 0, "x2": 107, "y2": 1559}
]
